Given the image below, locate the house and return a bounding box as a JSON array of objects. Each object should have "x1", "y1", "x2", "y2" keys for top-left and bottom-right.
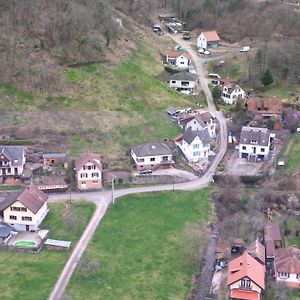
[
  {"x1": 0, "y1": 146, "x2": 25, "y2": 178},
  {"x1": 169, "y1": 72, "x2": 198, "y2": 94},
  {"x1": 75, "y1": 151, "x2": 102, "y2": 190},
  {"x1": 166, "y1": 50, "x2": 191, "y2": 69},
  {"x1": 197, "y1": 31, "x2": 220, "y2": 49},
  {"x1": 131, "y1": 142, "x2": 174, "y2": 171},
  {"x1": 43, "y1": 153, "x2": 66, "y2": 166},
  {"x1": 274, "y1": 246, "x2": 300, "y2": 288},
  {"x1": 0, "y1": 185, "x2": 48, "y2": 232},
  {"x1": 175, "y1": 128, "x2": 211, "y2": 163},
  {"x1": 220, "y1": 77, "x2": 236, "y2": 86},
  {"x1": 227, "y1": 251, "x2": 265, "y2": 300},
  {"x1": 179, "y1": 111, "x2": 216, "y2": 138},
  {"x1": 239, "y1": 126, "x2": 274, "y2": 162},
  {"x1": 246, "y1": 97, "x2": 283, "y2": 120},
  {"x1": 221, "y1": 82, "x2": 245, "y2": 105},
  {"x1": 35, "y1": 176, "x2": 69, "y2": 193},
  {"x1": 247, "y1": 238, "x2": 266, "y2": 266},
  {"x1": 264, "y1": 222, "x2": 282, "y2": 274}
]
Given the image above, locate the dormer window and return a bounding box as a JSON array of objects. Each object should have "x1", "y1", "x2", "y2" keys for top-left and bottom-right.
[{"x1": 241, "y1": 279, "x2": 251, "y2": 288}]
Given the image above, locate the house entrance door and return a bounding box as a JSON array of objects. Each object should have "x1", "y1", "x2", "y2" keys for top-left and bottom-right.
[{"x1": 26, "y1": 225, "x2": 30, "y2": 231}]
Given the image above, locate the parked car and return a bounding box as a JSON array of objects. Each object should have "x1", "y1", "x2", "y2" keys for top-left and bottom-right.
[
  {"x1": 208, "y1": 73, "x2": 221, "y2": 79},
  {"x1": 197, "y1": 48, "x2": 205, "y2": 55},
  {"x1": 182, "y1": 32, "x2": 191, "y2": 40},
  {"x1": 204, "y1": 50, "x2": 210, "y2": 55},
  {"x1": 240, "y1": 46, "x2": 251, "y2": 52},
  {"x1": 139, "y1": 170, "x2": 152, "y2": 176}
]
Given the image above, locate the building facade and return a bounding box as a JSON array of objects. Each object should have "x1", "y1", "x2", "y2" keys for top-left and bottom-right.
[
  {"x1": 197, "y1": 31, "x2": 220, "y2": 49},
  {"x1": 75, "y1": 151, "x2": 102, "y2": 190},
  {"x1": 169, "y1": 72, "x2": 198, "y2": 94},
  {"x1": 0, "y1": 146, "x2": 25, "y2": 178},
  {"x1": 221, "y1": 84, "x2": 245, "y2": 105}
]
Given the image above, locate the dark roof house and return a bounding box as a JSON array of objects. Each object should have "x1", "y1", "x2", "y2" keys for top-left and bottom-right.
[
  {"x1": 169, "y1": 72, "x2": 198, "y2": 82},
  {"x1": 180, "y1": 128, "x2": 212, "y2": 145},
  {"x1": 0, "y1": 185, "x2": 48, "y2": 214},
  {"x1": 131, "y1": 142, "x2": 172, "y2": 157},
  {"x1": 240, "y1": 126, "x2": 271, "y2": 147},
  {"x1": 0, "y1": 146, "x2": 24, "y2": 167},
  {"x1": 246, "y1": 97, "x2": 283, "y2": 118}
]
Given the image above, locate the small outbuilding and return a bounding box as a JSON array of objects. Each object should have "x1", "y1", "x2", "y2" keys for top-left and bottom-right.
[{"x1": 45, "y1": 239, "x2": 72, "y2": 251}]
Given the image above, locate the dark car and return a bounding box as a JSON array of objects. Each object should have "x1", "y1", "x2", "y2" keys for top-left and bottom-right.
[{"x1": 183, "y1": 32, "x2": 191, "y2": 40}]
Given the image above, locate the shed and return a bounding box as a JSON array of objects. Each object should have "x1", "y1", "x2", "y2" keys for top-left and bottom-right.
[{"x1": 45, "y1": 239, "x2": 72, "y2": 251}]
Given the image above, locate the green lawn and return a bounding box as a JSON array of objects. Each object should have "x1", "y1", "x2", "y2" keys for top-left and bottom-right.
[
  {"x1": 259, "y1": 85, "x2": 296, "y2": 99},
  {"x1": 0, "y1": 201, "x2": 95, "y2": 300},
  {"x1": 284, "y1": 134, "x2": 300, "y2": 173},
  {"x1": 0, "y1": 185, "x2": 23, "y2": 191},
  {"x1": 66, "y1": 190, "x2": 212, "y2": 300}
]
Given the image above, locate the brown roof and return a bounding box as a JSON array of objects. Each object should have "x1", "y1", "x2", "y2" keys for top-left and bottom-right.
[
  {"x1": 275, "y1": 247, "x2": 300, "y2": 274},
  {"x1": 264, "y1": 223, "x2": 282, "y2": 258},
  {"x1": 240, "y1": 126, "x2": 270, "y2": 147},
  {"x1": 246, "y1": 97, "x2": 283, "y2": 115},
  {"x1": 75, "y1": 150, "x2": 102, "y2": 172},
  {"x1": 167, "y1": 50, "x2": 191, "y2": 59},
  {"x1": 247, "y1": 239, "x2": 266, "y2": 265},
  {"x1": 202, "y1": 31, "x2": 220, "y2": 41},
  {"x1": 220, "y1": 78, "x2": 236, "y2": 85},
  {"x1": 0, "y1": 185, "x2": 48, "y2": 214},
  {"x1": 227, "y1": 251, "x2": 265, "y2": 289},
  {"x1": 38, "y1": 176, "x2": 68, "y2": 186}
]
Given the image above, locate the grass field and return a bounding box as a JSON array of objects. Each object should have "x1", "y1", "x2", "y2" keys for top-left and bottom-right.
[
  {"x1": 282, "y1": 134, "x2": 300, "y2": 173},
  {"x1": 0, "y1": 185, "x2": 23, "y2": 191},
  {"x1": 66, "y1": 190, "x2": 212, "y2": 300},
  {"x1": 0, "y1": 42, "x2": 194, "y2": 164},
  {"x1": 0, "y1": 201, "x2": 95, "y2": 300}
]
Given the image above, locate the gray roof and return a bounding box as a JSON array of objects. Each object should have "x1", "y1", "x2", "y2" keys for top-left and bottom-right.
[
  {"x1": 0, "y1": 222, "x2": 15, "y2": 238},
  {"x1": 170, "y1": 72, "x2": 198, "y2": 82},
  {"x1": 45, "y1": 239, "x2": 72, "y2": 248},
  {"x1": 132, "y1": 142, "x2": 172, "y2": 157},
  {"x1": 0, "y1": 146, "x2": 24, "y2": 167},
  {"x1": 43, "y1": 153, "x2": 66, "y2": 159},
  {"x1": 182, "y1": 128, "x2": 212, "y2": 144},
  {"x1": 240, "y1": 126, "x2": 270, "y2": 147}
]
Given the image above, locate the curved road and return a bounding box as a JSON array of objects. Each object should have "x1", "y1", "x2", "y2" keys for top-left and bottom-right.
[{"x1": 48, "y1": 34, "x2": 228, "y2": 300}]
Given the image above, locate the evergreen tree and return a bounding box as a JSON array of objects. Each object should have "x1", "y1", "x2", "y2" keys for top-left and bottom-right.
[{"x1": 261, "y1": 69, "x2": 274, "y2": 86}]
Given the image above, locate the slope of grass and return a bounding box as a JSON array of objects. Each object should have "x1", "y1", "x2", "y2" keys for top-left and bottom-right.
[
  {"x1": 284, "y1": 134, "x2": 300, "y2": 173},
  {"x1": 66, "y1": 190, "x2": 212, "y2": 300},
  {"x1": 0, "y1": 201, "x2": 95, "y2": 300}
]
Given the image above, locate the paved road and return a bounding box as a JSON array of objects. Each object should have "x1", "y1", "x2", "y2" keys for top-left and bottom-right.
[{"x1": 48, "y1": 35, "x2": 228, "y2": 300}]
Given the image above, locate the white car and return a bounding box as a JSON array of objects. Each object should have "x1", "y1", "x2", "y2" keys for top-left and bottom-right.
[
  {"x1": 240, "y1": 46, "x2": 251, "y2": 52},
  {"x1": 198, "y1": 48, "x2": 205, "y2": 54},
  {"x1": 204, "y1": 50, "x2": 210, "y2": 55}
]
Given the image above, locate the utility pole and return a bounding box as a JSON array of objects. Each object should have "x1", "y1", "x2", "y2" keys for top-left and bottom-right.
[{"x1": 111, "y1": 175, "x2": 117, "y2": 204}]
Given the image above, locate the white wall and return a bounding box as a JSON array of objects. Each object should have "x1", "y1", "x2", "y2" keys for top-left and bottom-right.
[
  {"x1": 185, "y1": 118, "x2": 216, "y2": 138},
  {"x1": 276, "y1": 272, "x2": 300, "y2": 285},
  {"x1": 169, "y1": 79, "x2": 196, "y2": 90},
  {"x1": 197, "y1": 33, "x2": 207, "y2": 49},
  {"x1": 230, "y1": 277, "x2": 262, "y2": 294},
  {"x1": 177, "y1": 136, "x2": 210, "y2": 162},
  {"x1": 221, "y1": 85, "x2": 245, "y2": 105},
  {"x1": 239, "y1": 143, "x2": 270, "y2": 160},
  {"x1": 131, "y1": 150, "x2": 173, "y2": 167}
]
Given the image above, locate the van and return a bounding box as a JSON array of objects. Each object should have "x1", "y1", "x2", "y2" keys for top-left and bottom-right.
[{"x1": 240, "y1": 46, "x2": 251, "y2": 52}]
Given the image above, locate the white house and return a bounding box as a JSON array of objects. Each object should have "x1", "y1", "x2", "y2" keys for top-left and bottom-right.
[
  {"x1": 179, "y1": 111, "x2": 216, "y2": 138},
  {"x1": 169, "y1": 72, "x2": 198, "y2": 94},
  {"x1": 221, "y1": 83, "x2": 245, "y2": 105},
  {"x1": 0, "y1": 146, "x2": 25, "y2": 178},
  {"x1": 131, "y1": 142, "x2": 174, "y2": 171},
  {"x1": 239, "y1": 126, "x2": 275, "y2": 162},
  {"x1": 274, "y1": 246, "x2": 300, "y2": 289},
  {"x1": 0, "y1": 185, "x2": 48, "y2": 232},
  {"x1": 197, "y1": 31, "x2": 220, "y2": 49},
  {"x1": 175, "y1": 129, "x2": 211, "y2": 163},
  {"x1": 75, "y1": 151, "x2": 102, "y2": 190},
  {"x1": 166, "y1": 50, "x2": 191, "y2": 69}
]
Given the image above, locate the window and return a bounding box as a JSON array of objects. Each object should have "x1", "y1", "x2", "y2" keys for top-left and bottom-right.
[
  {"x1": 87, "y1": 166, "x2": 92, "y2": 170},
  {"x1": 171, "y1": 80, "x2": 176, "y2": 84},
  {"x1": 22, "y1": 216, "x2": 32, "y2": 221},
  {"x1": 162, "y1": 156, "x2": 168, "y2": 161},
  {"x1": 83, "y1": 166, "x2": 86, "y2": 170},
  {"x1": 242, "y1": 146, "x2": 246, "y2": 150},
  {"x1": 150, "y1": 157, "x2": 155, "y2": 162},
  {"x1": 138, "y1": 158, "x2": 145, "y2": 163},
  {"x1": 9, "y1": 215, "x2": 17, "y2": 220},
  {"x1": 80, "y1": 173, "x2": 88, "y2": 178},
  {"x1": 261, "y1": 148, "x2": 265, "y2": 152},
  {"x1": 193, "y1": 144, "x2": 199, "y2": 149},
  {"x1": 11, "y1": 206, "x2": 26, "y2": 212},
  {"x1": 241, "y1": 279, "x2": 251, "y2": 288},
  {"x1": 297, "y1": 274, "x2": 300, "y2": 280},
  {"x1": 180, "y1": 61, "x2": 184, "y2": 64},
  {"x1": 92, "y1": 181, "x2": 98, "y2": 184},
  {"x1": 81, "y1": 181, "x2": 86, "y2": 184},
  {"x1": 193, "y1": 151, "x2": 200, "y2": 157},
  {"x1": 21, "y1": 207, "x2": 27, "y2": 212},
  {"x1": 279, "y1": 272, "x2": 289, "y2": 279},
  {"x1": 92, "y1": 173, "x2": 99, "y2": 178}
]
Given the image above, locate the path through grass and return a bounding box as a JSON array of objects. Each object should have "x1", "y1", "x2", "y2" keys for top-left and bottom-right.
[{"x1": 67, "y1": 189, "x2": 212, "y2": 300}]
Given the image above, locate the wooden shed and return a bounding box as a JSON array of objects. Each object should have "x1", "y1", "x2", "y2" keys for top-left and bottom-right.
[{"x1": 45, "y1": 239, "x2": 71, "y2": 251}]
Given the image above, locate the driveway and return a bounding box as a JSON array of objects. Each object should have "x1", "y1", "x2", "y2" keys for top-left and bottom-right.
[
  {"x1": 48, "y1": 34, "x2": 228, "y2": 300},
  {"x1": 152, "y1": 167, "x2": 198, "y2": 180}
]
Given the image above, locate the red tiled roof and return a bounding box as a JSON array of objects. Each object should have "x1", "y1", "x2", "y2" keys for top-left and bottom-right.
[
  {"x1": 203, "y1": 31, "x2": 220, "y2": 41},
  {"x1": 75, "y1": 150, "x2": 102, "y2": 172},
  {"x1": 227, "y1": 251, "x2": 265, "y2": 289},
  {"x1": 231, "y1": 289, "x2": 260, "y2": 300},
  {"x1": 246, "y1": 97, "x2": 283, "y2": 115},
  {"x1": 166, "y1": 50, "x2": 191, "y2": 59},
  {"x1": 275, "y1": 247, "x2": 300, "y2": 274}
]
